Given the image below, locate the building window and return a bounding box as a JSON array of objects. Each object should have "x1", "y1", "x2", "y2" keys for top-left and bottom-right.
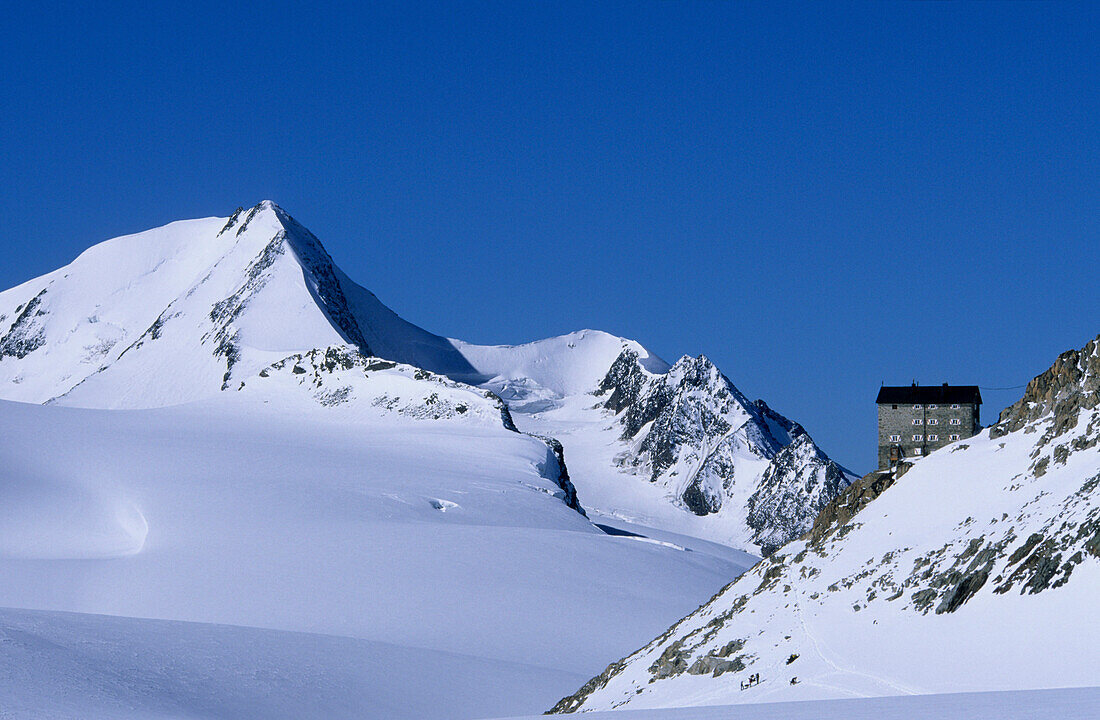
[
  {"x1": 928, "y1": 418, "x2": 938, "y2": 425},
  {"x1": 913, "y1": 404, "x2": 922, "y2": 410},
  {"x1": 912, "y1": 419, "x2": 923, "y2": 425},
  {"x1": 913, "y1": 447, "x2": 923, "y2": 455},
  {"x1": 892, "y1": 404, "x2": 898, "y2": 409},
  {"x1": 951, "y1": 404, "x2": 960, "y2": 409},
  {"x1": 889, "y1": 435, "x2": 901, "y2": 442},
  {"x1": 928, "y1": 434, "x2": 939, "y2": 441},
  {"x1": 950, "y1": 418, "x2": 961, "y2": 425},
  {"x1": 949, "y1": 434, "x2": 961, "y2": 441},
  {"x1": 912, "y1": 434, "x2": 923, "y2": 441},
  {"x1": 928, "y1": 404, "x2": 938, "y2": 409}
]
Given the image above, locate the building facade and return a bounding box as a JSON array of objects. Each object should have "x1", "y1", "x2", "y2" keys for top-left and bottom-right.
[{"x1": 876, "y1": 384, "x2": 981, "y2": 470}]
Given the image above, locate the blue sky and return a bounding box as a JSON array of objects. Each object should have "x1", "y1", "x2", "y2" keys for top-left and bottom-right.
[{"x1": 1, "y1": 1, "x2": 1097, "y2": 472}]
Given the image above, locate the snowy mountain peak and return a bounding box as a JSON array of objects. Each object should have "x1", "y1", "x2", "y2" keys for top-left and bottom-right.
[
  {"x1": 0, "y1": 202, "x2": 478, "y2": 407},
  {"x1": 591, "y1": 347, "x2": 854, "y2": 553}
]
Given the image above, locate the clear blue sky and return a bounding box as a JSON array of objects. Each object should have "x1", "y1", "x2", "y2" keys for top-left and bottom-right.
[{"x1": 1, "y1": 1, "x2": 1097, "y2": 473}]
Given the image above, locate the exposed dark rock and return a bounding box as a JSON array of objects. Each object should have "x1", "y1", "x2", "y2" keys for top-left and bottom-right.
[
  {"x1": 648, "y1": 640, "x2": 690, "y2": 680},
  {"x1": 235, "y1": 202, "x2": 263, "y2": 236},
  {"x1": 911, "y1": 588, "x2": 937, "y2": 612},
  {"x1": 804, "y1": 469, "x2": 899, "y2": 548},
  {"x1": 218, "y1": 206, "x2": 244, "y2": 235},
  {"x1": 546, "y1": 658, "x2": 627, "y2": 714},
  {"x1": 536, "y1": 436, "x2": 586, "y2": 516},
  {"x1": 993, "y1": 334, "x2": 1100, "y2": 445},
  {"x1": 596, "y1": 348, "x2": 649, "y2": 413},
  {"x1": 935, "y1": 568, "x2": 989, "y2": 614},
  {"x1": 0, "y1": 288, "x2": 48, "y2": 359},
  {"x1": 681, "y1": 481, "x2": 721, "y2": 516},
  {"x1": 1007, "y1": 533, "x2": 1044, "y2": 566},
  {"x1": 715, "y1": 638, "x2": 745, "y2": 657},
  {"x1": 687, "y1": 653, "x2": 745, "y2": 677}
]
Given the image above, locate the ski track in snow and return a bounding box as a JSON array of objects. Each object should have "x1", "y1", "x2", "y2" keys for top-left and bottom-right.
[{"x1": 792, "y1": 592, "x2": 921, "y2": 699}]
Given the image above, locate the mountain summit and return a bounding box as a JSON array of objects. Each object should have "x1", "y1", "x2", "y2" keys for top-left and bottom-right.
[{"x1": 0, "y1": 201, "x2": 480, "y2": 407}]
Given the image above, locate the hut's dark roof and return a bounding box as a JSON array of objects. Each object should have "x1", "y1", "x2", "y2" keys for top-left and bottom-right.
[{"x1": 876, "y1": 385, "x2": 982, "y2": 405}]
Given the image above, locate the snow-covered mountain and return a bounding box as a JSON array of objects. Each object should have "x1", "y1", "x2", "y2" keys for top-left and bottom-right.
[
  {"x1": 464, "y1": 338, "x2": 855, "y2": 554},
  {"x1": 0, "y1": 201, "x2": 852, "y2": 555},
  {"x1": 552, "y1": 334, "x2": 1100, "y2": 712},
  {"x1": 0, "y1": 201, "x2": 477, "y2": 407}
]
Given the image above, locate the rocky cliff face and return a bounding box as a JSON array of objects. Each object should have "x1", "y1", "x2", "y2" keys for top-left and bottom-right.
[
  {"x1": 552, "y1": 334, "x2": 1100, "y2": 712},
  {"x1": 993, "y1": 335, "x2": 1100, "y2": 476},
  {"x1": 0, "y1": 289, "x2": 49, "y2": 360},
  {"x1": 595, "y1": 349, "x2": 854, "y2": 555},
  {"x1": 746, "y1": 429, "x2": 853, "y2": 556}
]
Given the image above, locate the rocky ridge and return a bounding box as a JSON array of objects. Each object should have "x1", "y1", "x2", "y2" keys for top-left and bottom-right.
[{"x1": 595, "y1": 348, "x2": 854, "y2": 554}]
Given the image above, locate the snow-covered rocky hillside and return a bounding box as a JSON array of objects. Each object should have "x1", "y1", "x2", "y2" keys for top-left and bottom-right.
[
  {"x1": 552, "y1": 335, "x2": 1100, "y2": 712},
  {"x1": 0, "y1": 201, "x2": 852, "y2": 555},
  {"x1": 528, "y1": 686, "x2": 1100, "y2": 720}
]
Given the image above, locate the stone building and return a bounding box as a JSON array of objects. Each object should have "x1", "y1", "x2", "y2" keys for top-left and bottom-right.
[{"x1": 876, "y1": 384, "x2": 981, "y2": 469}]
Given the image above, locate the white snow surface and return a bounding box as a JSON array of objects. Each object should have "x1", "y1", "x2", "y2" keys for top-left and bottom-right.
[
  {"x1": 453, "y1": 329, "x2": 669, "y2": 402},
  {"x1": 0, "y1": 606, "x2": 581, "y2": 720},
  {"x1": 497, "y1": 686, "x2": 1100, "y2": 720},
  {"x1": 0, "y1": 382, "x2": 751, "y2": 718}
]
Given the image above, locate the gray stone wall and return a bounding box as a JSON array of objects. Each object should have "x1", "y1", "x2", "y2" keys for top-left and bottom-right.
[{"x1": 877, "y1": 402, "x2": 980, "y2": 469}]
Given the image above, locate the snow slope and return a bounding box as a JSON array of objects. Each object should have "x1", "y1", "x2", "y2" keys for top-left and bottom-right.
[
  {"x1": 554, "y1": 335, "x2": 1100, "y2": 711},
  {"x1": 452, "y1": 329, "x2": 669, "y2": 403},
  {"x1": 0, "y1": 368, "x2": 751, "y2": 718},
  {"x1": 501, "y1": 686, "x2": 1100, "y2": 720},
  {"x1": 0, "y1": 606, "x2": 583, "y2": 720}
]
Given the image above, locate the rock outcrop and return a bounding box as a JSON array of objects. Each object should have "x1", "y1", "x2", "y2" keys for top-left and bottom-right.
[{"x1": 595, "y1": 349, "x2": 854, "y2": 554}]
